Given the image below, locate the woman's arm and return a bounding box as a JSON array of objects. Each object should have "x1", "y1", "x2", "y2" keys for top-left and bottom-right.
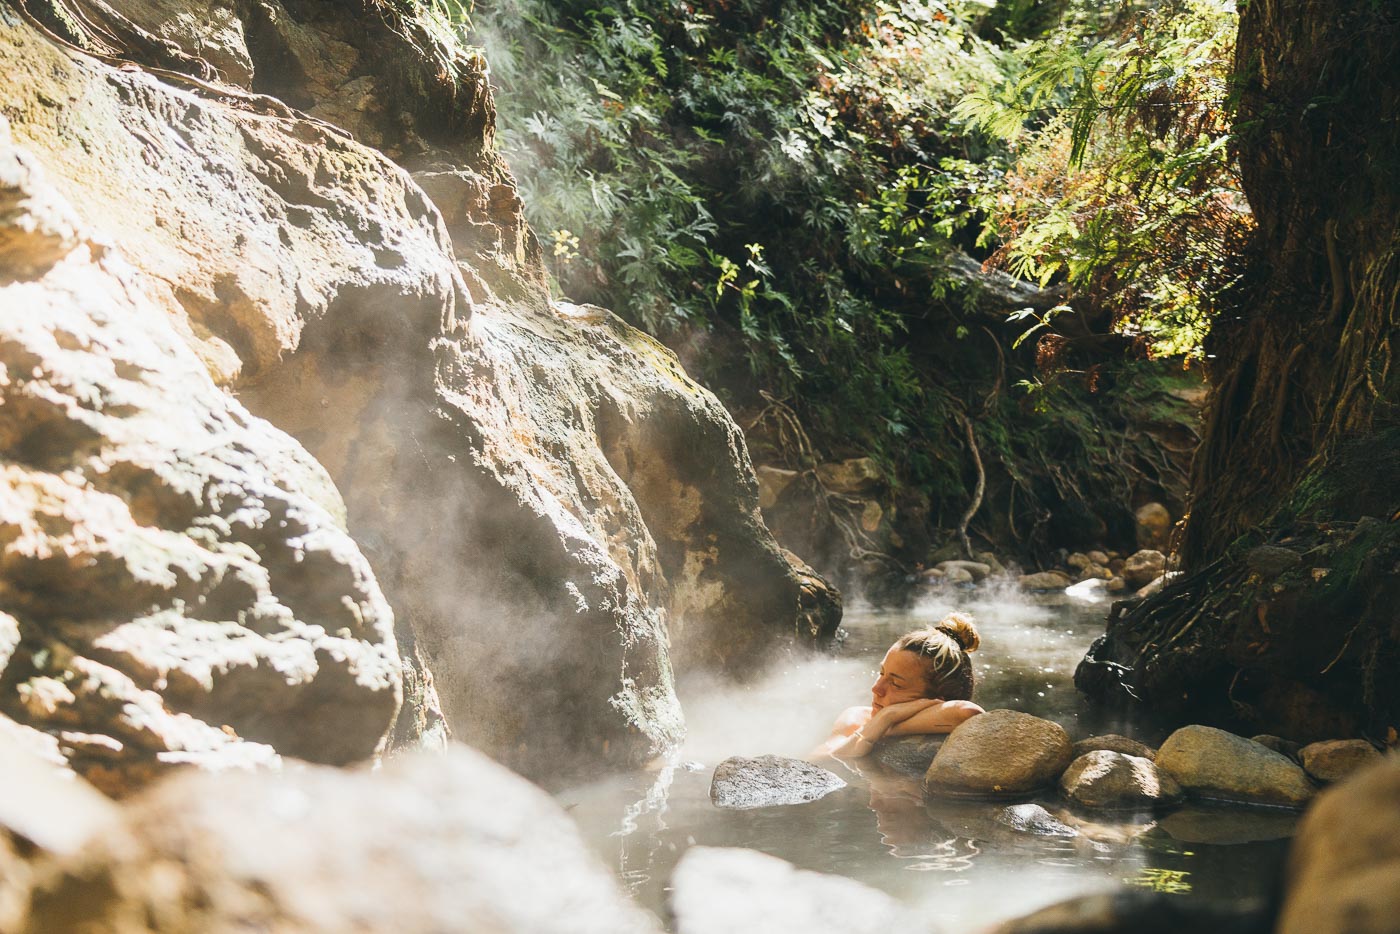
[
  {"x1": 829, "y1": 699, "x2": 939, "y2": 759},
  {"x1": 884, "y1": 699, "x2": 983, "y2": 737}
]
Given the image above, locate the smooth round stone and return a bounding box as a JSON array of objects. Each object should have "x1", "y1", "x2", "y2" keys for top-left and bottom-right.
[
  {"x1": 925, "y1": 709, "x2": 1073, "y2": 796},
  {"x1": 1299, "y1": 739, "x2": 1382, "y2": 783},
  {"x1": 1059, "y1": 750, "x2": 1183, "y2": 811},
  {"x1": 995, "y1": 803, "x2": 1078, "y2": 838},
  {"x1": 873, "y1": 735, "x2": 945, "y2": 776},
  {"x1": 1156, "y1": 725, "x2": 1315, "y2": 808}
]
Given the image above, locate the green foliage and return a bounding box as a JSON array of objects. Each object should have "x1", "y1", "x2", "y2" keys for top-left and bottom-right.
[{"x1": 959, "y1": 0, "x2": 1250, "y2": 358}]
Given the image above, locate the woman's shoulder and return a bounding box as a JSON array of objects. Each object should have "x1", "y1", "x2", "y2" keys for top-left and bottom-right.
[{"x1": 832, "y1": 705, "x2": 873, "y2": 732}]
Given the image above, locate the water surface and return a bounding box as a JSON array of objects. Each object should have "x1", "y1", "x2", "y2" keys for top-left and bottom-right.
[{"x1": 560, "y1": 586, "x2": 1292, "y2": 928}]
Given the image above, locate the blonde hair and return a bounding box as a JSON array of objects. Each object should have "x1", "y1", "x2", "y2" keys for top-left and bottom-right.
[{"x1": 892, "y1": 612, "x2": 980, "y2": 700}]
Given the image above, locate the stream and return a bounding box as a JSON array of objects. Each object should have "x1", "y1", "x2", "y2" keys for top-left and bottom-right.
[{"x1": 559, "y1": 585, "x2": 1294, "y2": 928}]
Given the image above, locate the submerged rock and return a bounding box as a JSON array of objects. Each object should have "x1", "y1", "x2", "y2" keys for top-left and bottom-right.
[
  {"x1": 925, "y1": 709, "x2": 1074, "y2": 796},
  {"x1": 1277, "y1": 757, "x2": 1400, "y2": 934},
  {"x1": 669, "y1": 846, "x2": 909, "y2": 934},
  {"x1": 25, "y1": 745, "x2": 660, "y2": 934},
  {"x1": 1159, "y1": 804, "x2": 1298, "y2": 845},
  {"x1": 995, "y1": 803, "x2": 1078, "y2": 838},
  {"x1": 1072, "y1": 734, "x2": 1157, "y2": 761},
  {"x1": 1298, "y1": 739, "x2": 1382, "y2": 783},
  {"x1": 1059, "y1": 751, "x2": 1183, "y2": 811},
  {"x1": 1155, "y1": 725, "x2": 1315, "y2": 807},
  {"x1": 710, "y1": 755, "x2": 846, "y2": 809},
  {"x1": 874, "y1": 735, "x2": 946, "y2": 776}
]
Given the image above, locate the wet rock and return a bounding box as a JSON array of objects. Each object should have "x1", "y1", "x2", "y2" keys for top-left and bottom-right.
[
  {"x1": 1277, "y1": 757, "x2": 1400, "y2": 934},
  {"x1": 937, "y1": 560, "x2": 992, "y2": 582},
  {"x1": 1159, "y1": 804, "x2": 1298, "y2": 845},
  {"x1": 1019, "y1": 571, "x2": 1073, "y2": 592},
  {"x1": 814, "y1": 457, "x2": 883, "y2": 495},
  {"x1": 1155, "y1": 725, "x2": 1315, "y2": 807},
  {"x1": 1073, "y1": 734, "x2": 1157, "y2": 761},
  {"x1": 925, "y1": 709, "x2": 1074, "y2": 796},
  {"x1": 669, "y1": 846, "x2": 907, "y2": 934},
  {"x1": 1245, "y1": 545, "x2": 1303, "y2": 579},
  {"x1": 1059, "y1": 751, "x2": 1183, "y2": 811},
  {"x1": 1135, "y1": 502, "x2": 1173, "y2": 551},
  {"x1": 26, "y1": 745, "x2": 660, "y2": 934},
  {"x1": 1298, "y1": 739, "x2": 1382, "y2": 783},
  {"x1": 784, "y1": 550, "x2": 844, "y2": 644},
  {"x1": 874, "y1": 735, "x2": 946, "y2": 776},
  {"x1": 1078, "y1": 563, "x2": 1112, "y2": 581},
  {"x1": 1122, "y1": 550, "x2": 1168, "y2": 587},
  {"x1": 1251, "y1": 734, "x2": 1302, "y2": 761},
  {"x1": 995, "y1": 803, "x2": 1078, "y2": 838},
  {"x1": 1106, "y1": 577, "x2": 1128, "y2": 593},
  {"x1": 1087, "y1": 550, "x2": 1110, "y2": 566},
  {"x1": 991, "y1": 890, "x2": 1273, "y2": 934},
  {"x1": 711, "y1": 755, "x2": 846, "y2": 809},
  {"x1": 1067, "y1": 552, "x2": 1092, "y2": 570}
]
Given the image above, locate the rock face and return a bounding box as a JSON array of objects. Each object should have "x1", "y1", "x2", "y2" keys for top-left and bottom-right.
[
  {"x1": 24, "y1": 744, "x2": 660, "y2": 933},
  {"x1": 1058, "y1": 751, "x2": 1183, "y2": 811},
  {"x1": 1298, "y1": 739, "x2": 1382, "y2": 783},
  {"x1": 669, "y1": 846, "x2": 907, "y2": 934},
  {"x1": 0, "y1": 116, "x2": 399, "y2": 788},
  {"x1": 710, "y1": 755, "x2": 846, "y2": 809},
  {"x1": 1155, "y1": 725, "x2": 1315, "y2": 807},
  {"x1": 0, "y1": 0, "x2": 838, "y2": 781},
  {"x1": 925, "y1": 709, "x2": 1074, "y2": 796},
  {"x1": 1277, "y1": 757, "x2": 1400, "y2": 934}
]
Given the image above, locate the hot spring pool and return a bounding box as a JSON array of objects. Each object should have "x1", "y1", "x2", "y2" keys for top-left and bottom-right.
[{"x1": 558, "y1": 587, "x2": 1294, "y2": 928}]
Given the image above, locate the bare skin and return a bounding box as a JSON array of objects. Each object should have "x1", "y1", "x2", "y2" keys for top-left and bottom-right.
[{"x1": 815, "y1": 646, "x2": 983, "y2": 759}]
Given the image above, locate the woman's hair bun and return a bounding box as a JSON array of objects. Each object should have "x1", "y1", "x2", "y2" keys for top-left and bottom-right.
[{"x1": 937, "y1": 612, "x2": 980, "y2": 653}]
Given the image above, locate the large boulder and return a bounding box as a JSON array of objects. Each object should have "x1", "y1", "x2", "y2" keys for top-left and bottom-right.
[
  {"x1": 1155, "y1": 725, "x2": 1315, "y2": 807},
  {"x1": 925, "y1": 709, "x2": 1074, "y2": 796},
  {"x1": 1276, "y1": 757, "x2": 1400, "y2": 934},
  {"x1": 669, "y1": 846, "x2": 909, "y2": 934},
  {"x1": 1058, "y1": 751, "x2": 1183, "y2": 811},
  {"x1": 710, "y1": 755, "x2": 846, "y2": 809},
  {"x1": 0, "y1": 1, "x2": 840, "y2": 781},
  {"x1": 0, "y1": 123, "x2": 399, "y2": 789},
  {"x1": 25, "y1": 744, "x2": 661, "y2": 933},
  {"x1": 1298, "y1": 739, "x2": 1382, "y2": 784}
]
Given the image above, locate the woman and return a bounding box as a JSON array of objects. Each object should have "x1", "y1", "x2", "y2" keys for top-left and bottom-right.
[{"x1": 819, "y1": 613, "x2": 984, "y2": 759}]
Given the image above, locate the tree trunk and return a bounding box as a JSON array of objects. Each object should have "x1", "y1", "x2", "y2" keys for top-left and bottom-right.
[{"x1": 1077, "y1": 0, "x2": 1400, "y2": 741}]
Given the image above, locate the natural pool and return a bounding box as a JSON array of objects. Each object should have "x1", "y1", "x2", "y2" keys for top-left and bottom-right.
[{"x1": 559, "y1": 586, "x2": 1294, "y2": 928}]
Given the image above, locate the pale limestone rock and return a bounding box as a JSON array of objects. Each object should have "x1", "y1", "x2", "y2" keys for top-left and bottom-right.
[
  {"x1": 26, "y1": 745, "x2": 661, "y2": 934},
  {"x1": 670, "y1": 847, "x2": 909, "y2": 934}
]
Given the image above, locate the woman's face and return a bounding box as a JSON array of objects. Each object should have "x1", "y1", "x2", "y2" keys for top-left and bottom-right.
[{"x1": 870, "y1": 647, "x2": 929, "y2": 712}]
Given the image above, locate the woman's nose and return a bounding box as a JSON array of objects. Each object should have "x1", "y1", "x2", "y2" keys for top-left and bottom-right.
[{"x1": 872, "y1": 676, "x2": 887, "y2": 695}]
